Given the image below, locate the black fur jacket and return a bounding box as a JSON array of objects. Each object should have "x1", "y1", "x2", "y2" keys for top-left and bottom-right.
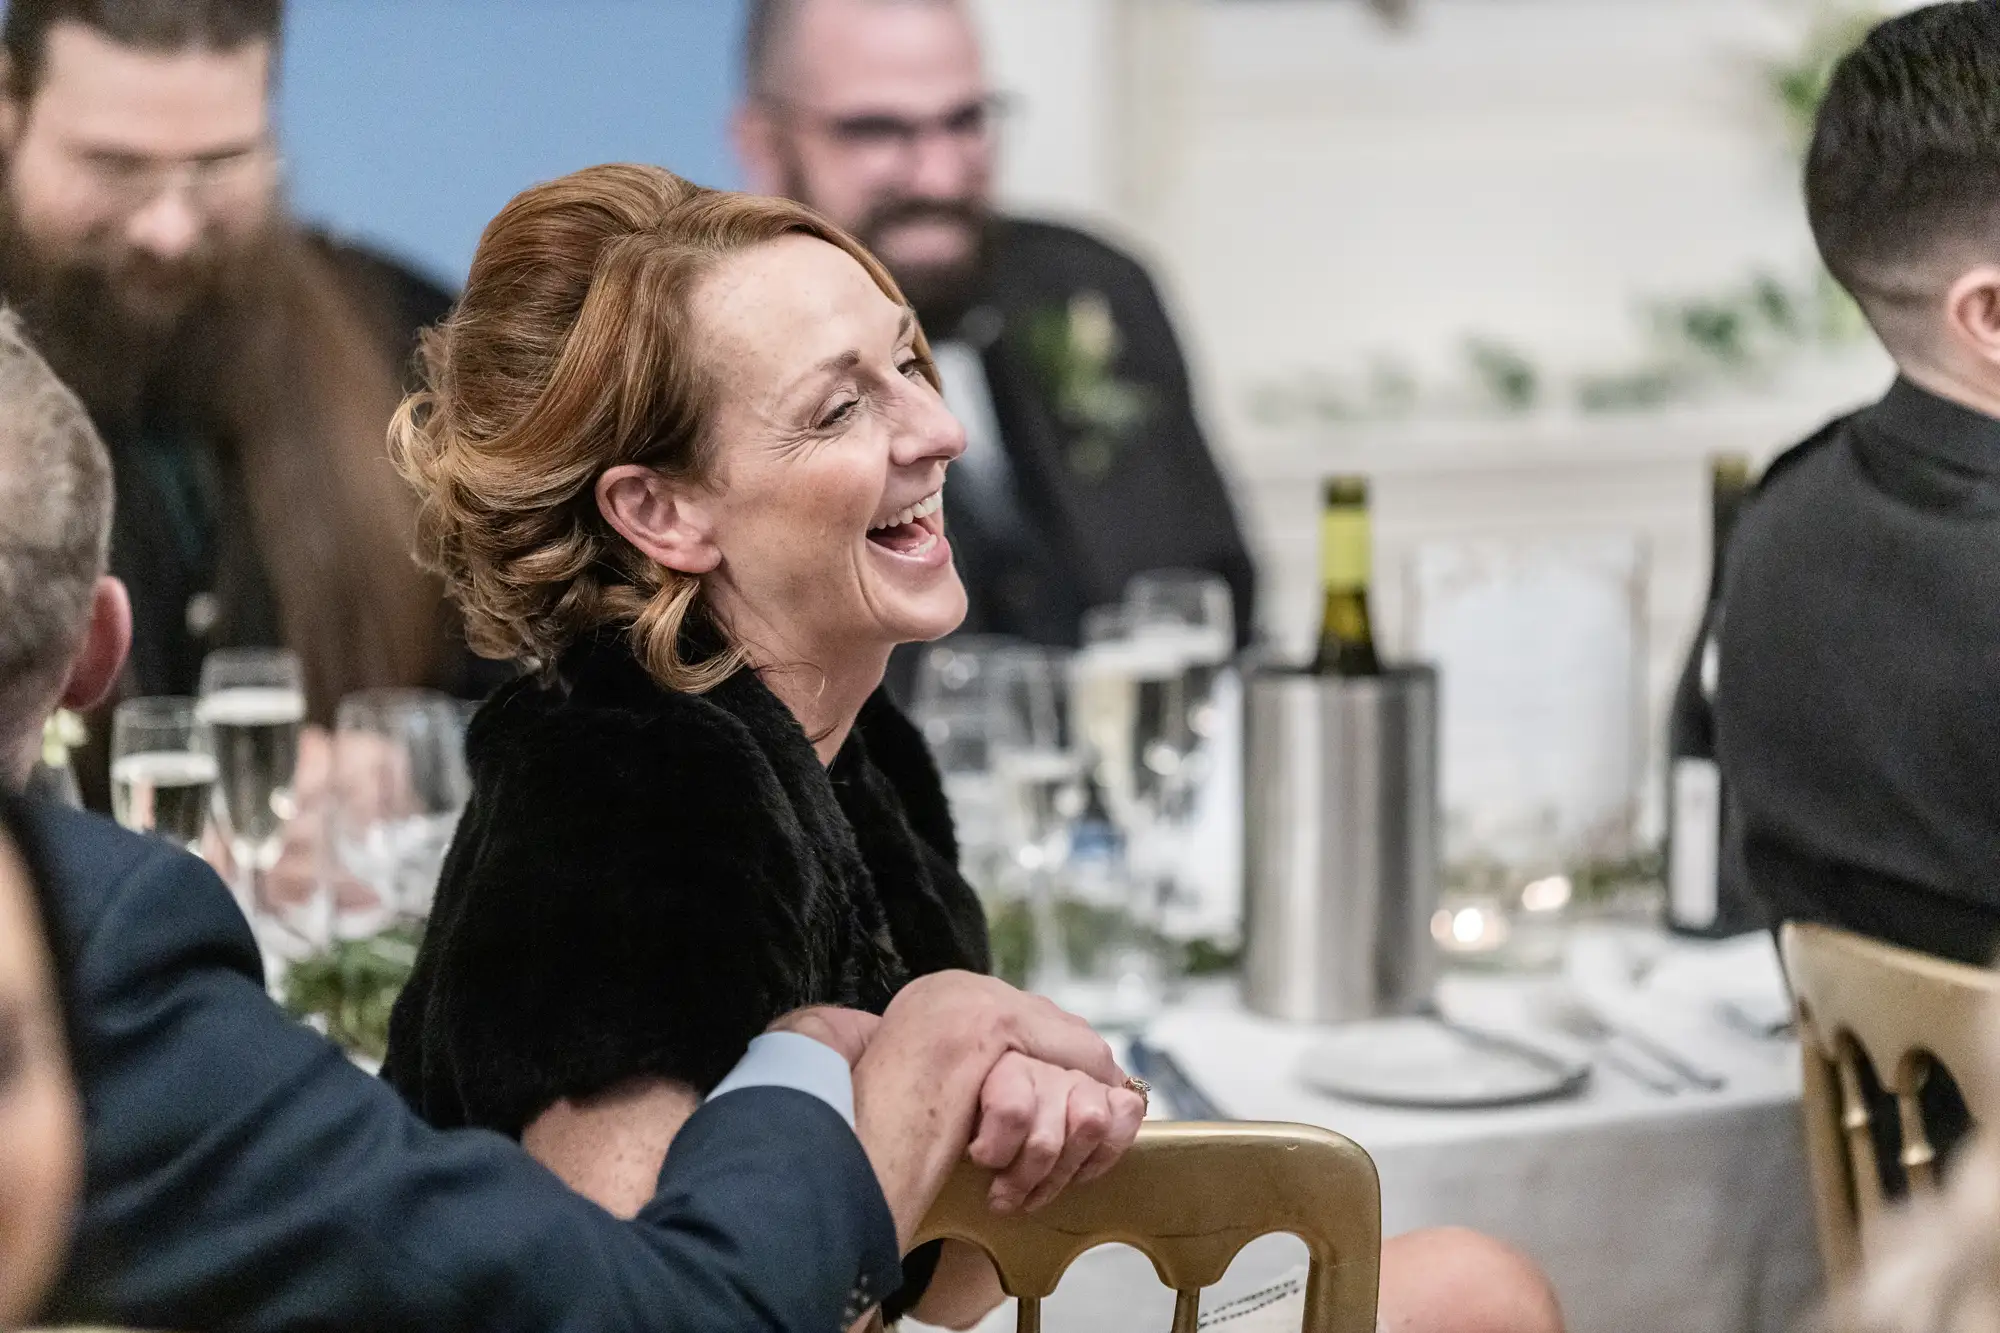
[{"x1": 380, "y1": 629, "x2": 991, "y2": 1141}]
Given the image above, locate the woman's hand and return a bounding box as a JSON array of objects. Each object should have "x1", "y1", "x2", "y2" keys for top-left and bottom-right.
[{"x1": 969, "y1": 1052, "x2": 1147, "y2": 1214}]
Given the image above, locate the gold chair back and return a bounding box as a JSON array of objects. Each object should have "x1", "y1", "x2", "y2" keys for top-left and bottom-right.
[
  {"x1": 914, "y1": 1121, "x2": 1381, "y2": 1333},
  {"x1": 1781, "y1": 921, "x2": 2000, "y2": 1284}
]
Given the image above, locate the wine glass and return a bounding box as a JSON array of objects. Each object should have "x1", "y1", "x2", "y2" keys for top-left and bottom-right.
[
  {"x1": 987, "y1": 647, "x2": 1085, "y2": 992},
  {"x1": 911, "y1": 635, "x2": 1021, "y2": 883},
  {"x1": 110, "y1": 697, "x2": 217, "y2": 856},
  {"x1": 1123, "y1": 569, "x2": 1235, "y2": 751},
  {"x1": 1071, "y1": 605, "x2": 1195, "y2": 829},
  {"x1": 197, "y1": 648, "x2": 307, "y2": 884},
  {"x1": 330, "y1": 689, "x2": 469, "y2": 935}
]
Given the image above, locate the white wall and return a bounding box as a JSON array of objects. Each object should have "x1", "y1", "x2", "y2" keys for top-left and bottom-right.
[
  {"x1": 977, "y1": 0, "x2": 1887, "y2": 439},
  {"x1": 281, "y1": 0, "x2": 746, "y2": 287},
  {"x1": 968, "y1": 0, "x2": 1121, "y2": 223},
  {"x1": 971, "y1": 0, "x2": 1910, "y2": 845}
]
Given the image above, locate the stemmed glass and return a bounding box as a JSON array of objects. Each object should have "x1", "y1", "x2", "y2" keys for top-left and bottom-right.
[
  {"x1": 110, "y1": 697, "x2": 217, "y2": 856},
  {"x1": 198, "y1": 648, "x2": 320, "y2": 960},
  {"x1": 1124, "y1": 569, "x2": 1235, "y2": 768},
  {"x1": 330, "y1": 689, "x2": 469, "y2": 936},
  {"x1": 912, "y1": 635, "x2": 1020, "y2": 884},
  {"x1": 1072, "y1": 604, "x2": 1187, "y2": 830},
  {"x1": 197, "y1": 648, "x2": 307, "y2": 884},
  {"x1": 987, "y1": 646, "x2": 1085, "y2": 994}
]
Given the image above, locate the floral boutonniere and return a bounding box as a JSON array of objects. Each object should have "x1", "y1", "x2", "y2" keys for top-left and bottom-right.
[
  {"x1": 1017, "y1": 290, "x2": 1154, "y2": 482},
  {"x1": 41, "y1": 708, "x2": 86, "y2": 770}
]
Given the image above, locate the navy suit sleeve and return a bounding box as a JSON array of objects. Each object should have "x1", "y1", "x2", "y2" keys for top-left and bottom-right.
[{"x1": 36, "y1": 807, "x2": 901, "y2": 1333}]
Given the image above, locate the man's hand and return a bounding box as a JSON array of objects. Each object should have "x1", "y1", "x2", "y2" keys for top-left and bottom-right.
[
  {"x1": 970, "y1": 1052, "x2": 1146, "y2": 1214},
  {"x1": 850, "y1": 971, "x2": 1130, "y2": 1247},
  {"x1": 766, "y1": 1006, "x2": 880, "y2": 1068}
]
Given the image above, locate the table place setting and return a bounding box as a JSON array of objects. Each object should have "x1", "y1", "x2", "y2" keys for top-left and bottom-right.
[{"x1": 1144, "y1": 924, "x2": 1798, "y2": 1139}]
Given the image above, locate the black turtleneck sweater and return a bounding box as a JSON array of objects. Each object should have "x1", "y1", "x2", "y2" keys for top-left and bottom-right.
[{"x1": 1716, "y1": 377, "x2": 2000, "y2": 967}]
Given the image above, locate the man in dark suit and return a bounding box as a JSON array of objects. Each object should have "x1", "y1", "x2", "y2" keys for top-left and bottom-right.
[
  {"x1": 733, "y1": 0, "x2": 1257, "y2": 655},
  {"x1": 0, "y1": 275, "x2": 1139, "y2": 1333}
]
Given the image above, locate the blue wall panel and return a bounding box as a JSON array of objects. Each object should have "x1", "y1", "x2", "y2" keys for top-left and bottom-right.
[{"x1": 278, "y1": 0, "x2": 747, "y2": 288}]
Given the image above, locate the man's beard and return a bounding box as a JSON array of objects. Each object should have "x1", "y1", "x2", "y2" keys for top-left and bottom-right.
[
  {"x1": 0, "y1": 191, "x2": 275, "y2": 440},
  {"x1": 784, "y1": 163, "x2": 995, "y2": 336}
]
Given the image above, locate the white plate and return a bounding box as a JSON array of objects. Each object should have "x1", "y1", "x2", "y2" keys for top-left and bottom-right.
[{"x1": 1298, "y1": 1016, "x2": 1591, "y2": 1109}]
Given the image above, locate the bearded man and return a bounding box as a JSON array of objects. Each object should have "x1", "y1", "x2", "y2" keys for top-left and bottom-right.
[
  {"x1": 0, "y1": 0, "x2": 489, "y2": 800},
  {"x1": 732, "y1": 0, "x2": 1258, "y2": 661}
]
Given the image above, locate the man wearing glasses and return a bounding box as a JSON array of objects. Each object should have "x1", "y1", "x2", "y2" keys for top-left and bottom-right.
[
  {"x1": 0, "y1": 0, "x2": 488, "y2": 802},
  {"x1": 733, "y1": 0, "x2": 1258, "y2": 668}
]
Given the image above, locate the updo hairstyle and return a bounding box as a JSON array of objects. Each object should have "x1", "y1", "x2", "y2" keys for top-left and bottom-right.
[{"x1": 388, "y1": 163, "x2": 935, "y2": 691}]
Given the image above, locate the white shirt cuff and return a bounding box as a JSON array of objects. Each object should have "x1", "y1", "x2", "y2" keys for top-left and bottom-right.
[{"x1": 705, "y1": 1031, "x2": 856, "y2": 1129}]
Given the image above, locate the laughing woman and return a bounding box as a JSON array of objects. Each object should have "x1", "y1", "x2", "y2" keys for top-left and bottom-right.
[{"x1": 377, "y1": 164, "x2": 1081, "y2": 1327}]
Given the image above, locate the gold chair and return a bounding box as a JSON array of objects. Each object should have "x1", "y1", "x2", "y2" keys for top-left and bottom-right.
[
  {"x1": 1781, "y1": 921, "x2": 2000, "y2": 1284},
  {"x1": 913, "y1": 1121, "x2": 1381, "y2": 1333}
]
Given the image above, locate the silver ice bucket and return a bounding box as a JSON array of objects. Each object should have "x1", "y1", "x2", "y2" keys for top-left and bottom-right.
[{"x1": 1242, "y1": 665, "x2": 1441, "y2": 1023}]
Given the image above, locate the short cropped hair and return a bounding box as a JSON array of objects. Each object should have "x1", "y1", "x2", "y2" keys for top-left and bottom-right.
[
  {"x1": 741, "y1": 0, "x2": 803, "y2": 98},
  {"x1": 0, "y1": 311, "x2": 113, "y2": 712},
  {"x1": 741, "y1": 0, "x2": 955, "y2": 98},
  {"x1": 2, "y1": 0, "x2": 281, "y2": 98},
  {"x1": 1805, "y1": 2, "x2": 2000, "y2": 313}
]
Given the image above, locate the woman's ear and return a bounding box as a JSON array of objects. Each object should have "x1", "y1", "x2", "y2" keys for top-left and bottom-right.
[
  {"x1": 596, "y1": 466, "x2": 722, "y2": 576},
  {"x1": 1942, "y1": 265, "x2": 2000, "y2": 374}
]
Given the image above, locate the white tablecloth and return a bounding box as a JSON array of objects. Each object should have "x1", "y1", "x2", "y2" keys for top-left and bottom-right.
[{"x1": 926, "y1": 928, "x2": 1822, "y2": 1333}]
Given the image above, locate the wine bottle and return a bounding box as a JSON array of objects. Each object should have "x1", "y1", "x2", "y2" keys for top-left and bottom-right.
[
  {"x1": 1665, "y1": 454, "x2": 1759, "y2": 937},
  {"x1": 1312, "y1": 476, "x2": 1382, "y2": 676}
]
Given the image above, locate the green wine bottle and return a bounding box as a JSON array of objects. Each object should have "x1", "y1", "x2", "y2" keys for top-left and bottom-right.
[{"x1": 1311, "y1": 476, "x2": 1382, "y2": 676}]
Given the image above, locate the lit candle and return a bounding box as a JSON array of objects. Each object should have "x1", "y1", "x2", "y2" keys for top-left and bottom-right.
[{"x1": 1432, "y1": 899, "x2": 1510, "y2": 955}]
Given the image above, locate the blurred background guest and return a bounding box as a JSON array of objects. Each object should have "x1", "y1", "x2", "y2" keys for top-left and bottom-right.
[
  {"x1": 0, "y1": 0, "x2": 491, "y2": 802},
  {"x1": 732, "y1": 0, "x2": 1256, "y2": 671},
  {"x1": 1714, "y1": 0, "x2": 2000, "y2": 1186},
  {"x1": 1716, "y1": 3, "x2": 2000, "y2": 971},
  {"x1": 0, "y1": 793, "x2": 81, "y2": 1330}
]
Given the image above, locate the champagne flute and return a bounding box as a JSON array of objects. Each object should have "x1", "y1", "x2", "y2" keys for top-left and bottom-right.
[
  {"x1": 197, "y1": 648, "x2": 307, "y2": 885},
  {"x1": 911, "y1": 635, "x2": 1021, "y2": 883},
  {"x1": 331, "y1": 689, "x2": 469, "y2": 935},
  {"x1": 110, "y1": 697, "x2": 217, "y2": 855},
  {"x1": 1072, "y1": 605, "x2": 1192, "y2": 829},
  {"x1": 1123, "y1": 569, "x2": 1234, "y2": 750},
  {"x1": 988, "y1": 646, "x2": 1084, "y2": 996},
  {"x1": 1121, "y1": 570, "x2": 1236, "y2": 938}
]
